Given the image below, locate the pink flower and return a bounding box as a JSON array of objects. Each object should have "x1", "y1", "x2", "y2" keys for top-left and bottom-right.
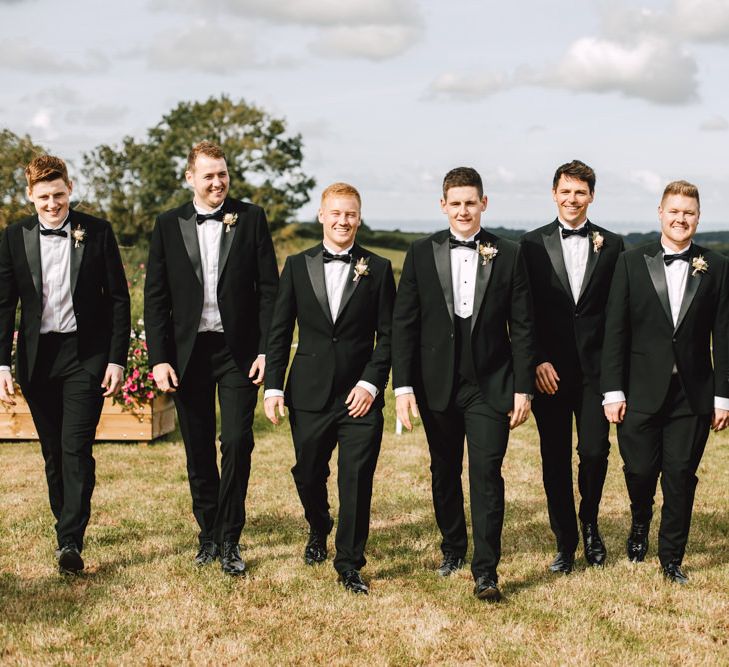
[
  {"x1": 146, "y1": 391, "x2": 155, "y2": 400},
  {"x1": 132, "y1": 368, "x2": 140, "y2": 380},
  {"x1": 133, "y1": 348, "x2": 142, "y2": 357},
  {"x1": 128, "y1": 383, "x2": 138, "y2": 392},
  {"x1": 124, "y1": 396, "x2": 132, "y2": 405}
]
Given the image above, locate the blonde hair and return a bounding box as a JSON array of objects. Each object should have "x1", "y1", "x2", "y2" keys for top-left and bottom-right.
[
  {"x1": 661, "y1": 180, "x2": 700, "y2": 209},
  {"x1": 187, "y1": 141, "x2": 226, "y2": 172},
  {"x1": 320, "y1": 182, "x2": 361, "y2": 208}
]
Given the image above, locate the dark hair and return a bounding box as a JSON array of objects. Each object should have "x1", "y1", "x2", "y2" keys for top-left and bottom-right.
[
  {"x1": 552, "y1": 160, "x2": 595, "y2": 194},
  {"x1": 442, "y1": 167, "x2": 483, "y2": 199}
]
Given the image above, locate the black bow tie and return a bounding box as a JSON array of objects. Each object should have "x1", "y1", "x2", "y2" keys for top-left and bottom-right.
[
  {"x1": 323, "y1": 250, "x2": 352, "y2": 264},
  {"x1": 449, "y1": 235, "x2": 479, "y2": 250},
  {"x1": 196, "y1": 211, "x2": 223, "y2": 224},
  {"x1": 560, "y1": 224, "x2": 589, "y2": 239},
  {"x1": 40, "y1": 219, "x2": 70, "y2": 237},
  {"x1": 663, "y1": 249, "x2": 691, "y2": 265}
]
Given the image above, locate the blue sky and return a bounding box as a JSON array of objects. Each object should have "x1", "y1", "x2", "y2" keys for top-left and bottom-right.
[{"x1": 2, "y1": 0, "x2": 728, "y2": 231}]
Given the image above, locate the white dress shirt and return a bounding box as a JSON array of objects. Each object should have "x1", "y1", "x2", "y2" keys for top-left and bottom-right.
[
  {"x1": 558, "y1": 218, "x2": 589, "y2": 303},
  {"x1": 603, "y1": 242, "x2": 729, "y2": 410},
  {"x1": 39, "y1": 215, "x2": 77, "y2": 334},
  {"x1": 264, "y1": 243, "x2": 378, "y2": 401},
  {"x1": 195, "y1": 201, "x2": 224, "y2": 333}
]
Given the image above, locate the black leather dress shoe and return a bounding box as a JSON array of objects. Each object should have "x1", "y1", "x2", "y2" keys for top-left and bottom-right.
[
  {"x1": 662, "y1": 561, "x2": 688, "y2": 584},
  {"x1": 549, "y1": 551, "x2": 575, "y2": 574},
  {"x1": 436, "y1": 552, "x2": 465, "y2": 577},
  {"x1": 339, "y1": 569, "x2": 368, "y2": 594},
  {"x1": 57, "y1": 543, "x2": 84, "y2": 574},
  {"x1": 304, "y1": 516, "x2": 334, "y2": 565},
  {"x1": 626, "y1": 522, "x2": 650, "y2": 562},
  {"x1": 194, "y1": 541, "x2": 219, "y2": 566},
  {"x1": 220, "y1": 542, "x2": 246, "y2": 576},
  {"x1": 473, "y1": 575, "x2": 502, "y2": 602},
  {"x1": 582, "y1": 522, "x2": 607, "y2": 567}
]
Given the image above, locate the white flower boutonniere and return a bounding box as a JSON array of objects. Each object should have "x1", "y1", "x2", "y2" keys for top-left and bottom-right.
[
  {"x1": 353, "y1": 257, "x2": 370, "y2": 283},
  {"x1": 591, "y1": 231, "x2": 604, "y2": 253},
  {"x1": 71, "y1": 225, "x2": 86, "y2": 249},
  {"x1": 478, "y1": 242, "x2": 498, "y2": 266},
  {"x1": 691, "y1": 255, "x2": 708, "y2": 277},
  {"x1": 223, "y1": 213, "x2": 238, "y2": 233}
]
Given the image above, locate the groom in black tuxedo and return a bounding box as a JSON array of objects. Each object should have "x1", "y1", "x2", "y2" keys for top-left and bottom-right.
[
  {"x1": 392, "y1": 167, "x2": 535, "y2": 601},
  {"x1": 0, "y1": 155, "x2": 130, "y2": 574},
  {"x1": 521, "y1": 160, "x2": 623, "y2": 573},
  {"x1": 602, "y1": 180, "x2": 729, "y2": 584},
  {"x1": 144, "y1": 141, "x2": 279, "y2": 576},
  {"x1": 264, "y1": 182, "x2": 395, "y2": 595}
]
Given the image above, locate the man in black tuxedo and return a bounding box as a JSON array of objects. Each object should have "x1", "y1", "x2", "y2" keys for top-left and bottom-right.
[
  {"x1": 144, "y1": 141, "x2": 279, "y2": 576},
  {"x1": 521, "y1": 160, "x2": 624, "y2": 573},
  {"x1": 264, "y1": 183, "x2": 395, "y2": 595},
  {"x1": 392, "y1": 167, "x2": 535, "y2": 601},
  {"x1": 0, "y1": 155, "x2": 130, "y2": 574},
  {"x1": 602, "y1": 180, "x2": 729, "y2": 584}
]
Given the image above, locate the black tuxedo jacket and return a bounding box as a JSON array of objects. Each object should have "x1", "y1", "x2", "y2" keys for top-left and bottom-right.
[
  {"x1": 392, "y1": 228, "x2": 536, "y2": 413},
  {"x1": 144, "y1": 197, "x2": 279, "y2": 380},
  {"x1": 520, "y1": 220, "x2": 624, "y2": 391},
  {"x1": 265, "y1": 243, "x2": 395, "y2": 412},
  {"x1": 601, "y1": 242, "x2": 729, "y2": 415},
  {"x1": 0, "y1": 210, "x2": 131, "y2": 387}
]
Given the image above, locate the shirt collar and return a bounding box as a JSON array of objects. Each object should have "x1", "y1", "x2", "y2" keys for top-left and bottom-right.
[
  {"x1": 661, "y1": 241, "x2": 693, "y2": 255},
  {"x1": 323, "y1": 243, "x2": 354, "y2": 255},
  {"x1": 449, "y1": 227, "x2": 479, "y2": 242},
  {"x1": 39, "y1": 212, "x2": 70, "y2": 231},
  {"x1": 557, "y1": 218, "x2": 589, "y2": 232},
  {"x1": 193, "y1": 200, "x2": 224, "y2": 216}
]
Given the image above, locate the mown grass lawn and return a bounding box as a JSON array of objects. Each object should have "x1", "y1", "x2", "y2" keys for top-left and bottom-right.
[{"x1": 1, "y1": 397, "x2": 728, "y2": 665}]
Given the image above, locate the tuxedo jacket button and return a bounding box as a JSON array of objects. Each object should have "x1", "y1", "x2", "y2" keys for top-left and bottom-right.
[{"x1": 332, "y1": 337, "x2": 338, "y2": 343}]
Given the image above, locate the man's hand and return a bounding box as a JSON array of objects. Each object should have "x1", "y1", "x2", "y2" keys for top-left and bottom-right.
[
  {"x1": 509, "y1": 393, "x2": 531, "y2": 430},
  {"x1": 264, "y1": 396, "x2": 286, "y2": 425},
  {"x1": 604, "y1": 401, "x2": 626, "y2": 424},
  {"x1": 0, "y1": 369, "x2": 16, "y2": 406},
  {"x1": 152, "y1": 363, "x2": 179, "y2": 393},
  {"x1": 535, "y1": 362, "x2": 560, "y2": 395},
  {"x1": 346, "y1": 386, "x2": 374, "y2": 418},
  {"x1": 396, "y1": 393, "x2": 419, "y2": 431},
  {"x1": 712, "y1": 407, "x2": 729, "y2": 432},
  {"x1": 249, "y1": 356, "x2": 265, "y2": 386},
  {"x1": 101, "y1": 365, "x2": 124, "y2": 397}
]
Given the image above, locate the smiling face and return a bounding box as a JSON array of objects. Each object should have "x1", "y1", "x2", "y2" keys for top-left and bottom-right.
[
  {"x1": 318, "y1": 194, "x2": 361, "y2": 252},
  {"x1": 185, "y1": 154, "x2": 229, "y2": 210},
  {"x1": 659, "y1": 194, "x2": 699, "y2": 251},
  {"x1": 441, "y1": 186, "x2": 487, "y2": 238},
  {"x1": 552, "y1": 174, "x2": 593, "y2": 228},
  {"x1": 27, "y1": 178, "x2": 73, "y2": 227}
]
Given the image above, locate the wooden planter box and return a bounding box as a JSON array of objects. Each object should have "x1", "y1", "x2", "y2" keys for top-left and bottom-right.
[{"x1": 0, "y1": 393, "x2": 176, "y2": 442}]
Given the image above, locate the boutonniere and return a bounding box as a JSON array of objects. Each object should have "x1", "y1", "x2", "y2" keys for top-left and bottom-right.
[
  {"x1": 691, "y1": 255, "x2": 708, "y2": 276},
  {"x1": 478, "y1": 242, "x2": 498, "y2": 266},
  {"x1": 591, "y1": 231, "x2": 604, "y2": 253},
  {"x1": 71, "y1": 225, "x2": 86, "y2": 249},
  {"x1": 353, "y1": 257, "x2": 370, "y2": 283},
  {"x1": 222, "y1": 212, "x2": 238, "y2": 233}
]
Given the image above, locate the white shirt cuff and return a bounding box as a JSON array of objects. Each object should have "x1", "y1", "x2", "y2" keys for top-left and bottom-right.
[
  {"x1": 108, "y1": 363, "x2": 125, "y2": 371},
  {"x1": 264, "y1": 389, "x2": 284, "y2": 400},
  {"x1": 356, "y1": 380, "x2": 378, "y2": 398},
  {"x1": 257, "y1": 354, "x2": 265, "y2": 359},
  {"x1": 602, "y1": 390, "x2": 626, "y2": 406},
  {"x1": 0, "y1": 365, "x2": 10, "y2": 373},
  {"x1": 715, "y1": 396, "x2": 729, "y2": 411},
  {"x1": 394, "y1": 386, "x2": 415, "y2": 397}
]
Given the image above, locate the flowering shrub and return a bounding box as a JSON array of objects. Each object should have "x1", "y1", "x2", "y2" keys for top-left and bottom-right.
[{"x1": 114, "y1": 322, "x2": 160, "y2": 412}]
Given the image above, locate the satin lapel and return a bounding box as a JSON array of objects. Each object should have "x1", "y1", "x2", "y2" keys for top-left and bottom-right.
[
  {"x1": 179, "y1": 212, "x2": 203, "y2": 286},
  {"x1": 644, "y1": 247, "x2": 673, "y2": 327},
  {"x1": 335, "y1": 247, "x2": 362, "y2": 322},
  {"x1": 305, "y1": 248, "x2": 334, "y2": 326},
  {"x1": 217, "y1": 208, "x2": 236, "y2": 280},
  {"x1": 69, "y1": 214, "x2": 85, "y2": 295},
  {"x1": 471, "y1": 230, "x2": 495, "y2": 333},
  {"x1": 577, "y1": 232, "x2": 600, "y2": 304},
  {"x1": 432, "y1": 234, "x2": 454, "y2": 324},
  {"x1": 22, "y1": 219, "x2": 42, "y2": 298},
  {"x1": 543, "y1": 225, "x2": 573, "y2": 303},
  {"x1": 674, "y1": 246, "x2": 703, "y2": 332}
]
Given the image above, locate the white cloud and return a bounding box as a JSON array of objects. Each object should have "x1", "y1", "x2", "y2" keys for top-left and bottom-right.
[
  {"x1": 30, "y1": 109, "x2": 51, "y2": 130},
  {"x1": 20, "y1": 86, "x2": 83, "y2": 106},
  {"x1": 699, "y1": 115, "x2": 729, "y2": 131},
  {"x1": 65, "y1": 105, "x2": 129, "y2": 126},
  {"x1": 427, "y1": 71, "x2": 511, "y2": 101},
  {"x1": 630, "y1": 169, "x2": 664, "y2": 194},
  {"x1": 672, "y1": 0, "x2": 729, "y2": 42},
  {"x1": 547, "y1": 36, "x2": 698, "y2": 105},
  {"x1": 310, "y1": 24, "x2": 420, "y2": 61},
  {"x1": 0, "y1": 40, "x2": 108, "y2": 73},
  {"x1": 147, "y1": 21, "x2": 259, "y2": 72}
]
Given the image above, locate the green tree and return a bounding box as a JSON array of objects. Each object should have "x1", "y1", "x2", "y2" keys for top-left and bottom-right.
[
  {"x1": 82, "y1": 96, "x2": 316, "y2": 242},
  {"x1": 0, "y1": 129, "x2": 46, "y2": 233}
]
